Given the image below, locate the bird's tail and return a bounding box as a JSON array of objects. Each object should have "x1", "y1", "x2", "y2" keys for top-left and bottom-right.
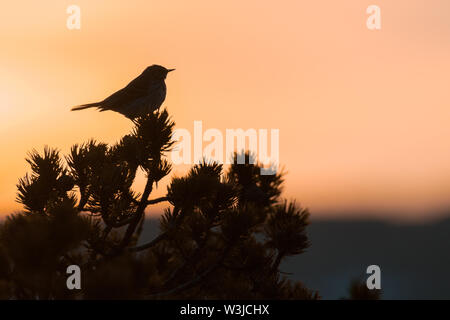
[{"x1": 71, "y1": 102, "x2": 101, "y2": 111}]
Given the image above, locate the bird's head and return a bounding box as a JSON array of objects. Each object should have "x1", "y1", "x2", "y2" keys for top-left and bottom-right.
[{"x1": 143, "y1": 65, "x2": 175, "y2": 80}]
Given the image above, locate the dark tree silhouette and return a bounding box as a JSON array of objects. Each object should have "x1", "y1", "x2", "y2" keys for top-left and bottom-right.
[
  {"x1": 346, "y1": 280, "x2": 382, "y2": 300},
  {"x1": 0, "y1": 109, "x2": 319, "y2": 299}
]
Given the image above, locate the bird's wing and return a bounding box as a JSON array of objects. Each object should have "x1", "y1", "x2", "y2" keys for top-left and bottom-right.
[{"x1": 101, "y1": 72, "x2": 152, "y2": 108}]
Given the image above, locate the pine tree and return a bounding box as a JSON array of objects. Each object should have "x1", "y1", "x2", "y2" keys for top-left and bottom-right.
[{"x1": 0, "y1": 109, "x2": 318, "y2": 299}]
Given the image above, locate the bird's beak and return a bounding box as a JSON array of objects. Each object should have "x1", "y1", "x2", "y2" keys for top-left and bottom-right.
[{"x1": 167, "y1": 69, "x2": 175, "y2": 73}]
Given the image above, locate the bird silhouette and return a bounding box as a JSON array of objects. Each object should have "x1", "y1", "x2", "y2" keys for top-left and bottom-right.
[{"x1": 71, "y1": 65, "x2": 175, "y2": 119}]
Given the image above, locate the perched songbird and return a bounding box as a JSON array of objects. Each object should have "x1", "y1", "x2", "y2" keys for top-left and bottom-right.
[{"x1": 71, "y1": 65, "x2": 175, "y2": 119}]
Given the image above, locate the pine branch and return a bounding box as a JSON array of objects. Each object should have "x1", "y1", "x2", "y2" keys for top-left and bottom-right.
[
  {"x1": 118, "y1": 177, "x2": 154, "y2": 249},
  {"x1": 128, "y1": 206, "x2": 181, "y2": 252},
  {"x1": 128, "y1": 231, "x2": 167, "y2": 252},
  {"x1": 147, "y1": 196, "x2": 170, "y2": 205},
  {"x1": 144, "y1": 243, "x2": 234, "y2": 298},
  {"x1": 272, "y1": 250, "x2": 286, "y2": 272}
]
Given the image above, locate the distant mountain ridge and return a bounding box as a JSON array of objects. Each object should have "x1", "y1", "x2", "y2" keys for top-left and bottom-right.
[{"x1": 139, "y1": 217, "x2": 450, "y2": 299}]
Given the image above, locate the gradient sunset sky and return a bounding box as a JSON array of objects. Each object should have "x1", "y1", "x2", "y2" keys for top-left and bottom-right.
[{"x1": 1, "y1": 0, "x2": 449, "y2": 221}]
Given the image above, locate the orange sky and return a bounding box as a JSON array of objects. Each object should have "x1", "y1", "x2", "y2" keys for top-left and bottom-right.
[{"x1": 1, "y1": 0, "x2": 449, "y2": 221}]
